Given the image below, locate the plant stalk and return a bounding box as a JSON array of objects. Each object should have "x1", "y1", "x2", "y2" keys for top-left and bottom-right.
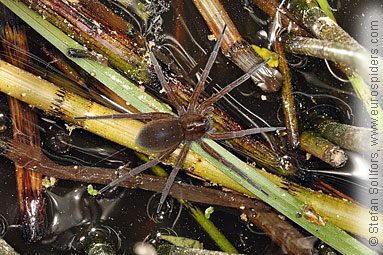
[
  {"x1": 289, "y1": 183, "x2": 383, "y2": 241},
  {"x1": 311, "y1": 118, "x2": 383, "y2": 152},
  {"x1": 288, "y1": 0, "x2": 383, "y2": 130},
  {"x1": 275, "y1": 37, "x2": 300, "y2": 149},
  {"x1": 300, "y1": 131, "x2": 348, "y2": 168},
  {"x1": 192, "y1": 0, "x2": 282, "y2": 93},
  {"x1": 0, "y1": 58, "x2": 253, "y2": 196},
  {"x1": 1, "y1": 8, "x2": 46, "y2": 242},
  {"x1": 2, "y1": 139, "x2": 262, "y2": 211},
  {"x1": 283, "y1": 34, "x2": 376, "y2": 81},
  {"x1": 136, "y1": 153, "x2": 238, "y2": 254},
  {"x1": 19, "y1": 0, "x2": 150, "y2": 83}
]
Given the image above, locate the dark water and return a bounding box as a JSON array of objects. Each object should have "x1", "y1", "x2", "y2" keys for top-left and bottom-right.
[{"x1": 0, "y1": 0, "x2": 382, "y2": 254}]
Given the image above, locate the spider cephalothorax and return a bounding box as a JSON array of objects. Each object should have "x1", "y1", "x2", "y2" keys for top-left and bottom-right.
[
  {"x1": 75, "y1": 25, "x2": 284, "y2": 212},
  {"x1": 179, "y1": 113, "x2": 211, "y2": 140}
]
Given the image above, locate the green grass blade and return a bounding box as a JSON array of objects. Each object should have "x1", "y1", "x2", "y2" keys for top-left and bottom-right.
[
  {"x1": 0, "y1": 0, "x2": 170, "y2": 114},
  {"x1": 193, "y1": 140, "x2": 377, "y2": 255},
  {"x1": 313, "y1": 0, "x2": 336, "y2": 21}
]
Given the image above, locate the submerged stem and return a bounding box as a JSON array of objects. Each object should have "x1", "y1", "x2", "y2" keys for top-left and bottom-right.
[
  {"x1": 283, "y1": 34, "x2": 375, "y2": 81},
  {"x1": 288, "y1": 1, "x2": 361, "y2": 49},
  {"x1": 311, "y1": 118, "x2": 383, "y2": 153},
  {"x1": 288, "y1": 0, "x2": 383, "y2": 130},
  {"x1": 300, "y1": 131, "x2": 348, "y2": 168},
  {"x1": 275, "y1": 38, "x2": 300, "y2": 149}
]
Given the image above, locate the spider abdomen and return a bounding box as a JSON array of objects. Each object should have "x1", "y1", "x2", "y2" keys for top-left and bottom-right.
[{"x1": 136, "y1": 118, "x2": 184, "y2": 152}]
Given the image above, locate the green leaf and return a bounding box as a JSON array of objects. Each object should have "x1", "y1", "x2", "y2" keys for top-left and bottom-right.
[
  {"x1": 87, "y1": 184, "x2": 98, "y2": 196},
  {"x1": 204, "y1": 206, "x2": 214, "y2": 219},
  {"x1": 0, "y1": 0, "x2": 171, "y2": 115},
  {"x1": 193, "y1": 140, "x2": 377, "y2": 255},
  {"x1": 251, "y1": 45, "x2": 279, "y2": 67},
  {"x1": 313, "y1": 0, "x2": 336, "y2": 21},
  {"x1": 160, "y1": 235, "x2": 203, "y2": 249}
]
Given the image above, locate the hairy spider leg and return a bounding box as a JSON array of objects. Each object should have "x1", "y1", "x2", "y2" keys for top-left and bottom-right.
[
  {"x1": 146, "y1": 43, "x2": 185, "y2": 114},
  {"x1": 157, "y1": 141, "x2": 191, "y2": 213},
  {"x1": 198, "y1": 57, "x2": 272, "y2": 112},
  {"x1": 206, "y1": 126, "x2": 285, "y2": 140},
  {"x1": 97, "y1": 145, "x2": 177, "y2": 194},
  {"x1": 199, "y1": 140, "x2": 269, "y2": 196},
  {"x1": 73, "y1": 112, "x2": 175, "y2": 121},
  {"x1": 188, "y1": 24, "x2": 227, "y2": 111}
]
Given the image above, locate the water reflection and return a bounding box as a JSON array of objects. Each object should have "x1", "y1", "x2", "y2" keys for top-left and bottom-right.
[
  {"x1": 146, "y1": 193, "x2": 179, "y2": 224},
  {"x1": 44, "y1": 186, "x2": 126, "y2": 253},
  {"x1": 0, "y1": 214, "x2": 8, "y2": 237},
  {"x1": 46, "y1": 187, "x2": 92, "y2": 234}
]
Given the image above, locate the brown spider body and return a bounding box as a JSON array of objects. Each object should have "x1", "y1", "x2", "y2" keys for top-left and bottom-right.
[
  {"x1": 136, "y1": 118, "x2": 184, "y2": 152},
  {"x1": 74, "y1": 25, "x2": 284, "y2": 213},
  {"x1": 179, "y1": 113, "x2": 211, "y2": 141},
  {"x1": 136, "y1": 113, "x2": 210, "y2": 152}
]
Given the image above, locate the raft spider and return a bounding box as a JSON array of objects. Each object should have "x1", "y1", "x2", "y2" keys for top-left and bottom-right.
[{"x1": 74, "y1": 25, "x2": 284, "y2": 212}]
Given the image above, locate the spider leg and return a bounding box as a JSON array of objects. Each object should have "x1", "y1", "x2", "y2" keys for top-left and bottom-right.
[
  {"x1": 156, "y1": 141, "x2": 191, "y2": 213},
  {"x1": 206, "y1": 127, "x2": 285, "y2": 140},
  {"x1": 73, "y1": 112, "x2": 175, "y2": 120},
  {"x1": 98, "y1": 146, "x2": 176, "y2": 194},
  {"x1": 188, "y1": 24, "x2": 227, "y2": 111},
  {"x1": 198, "y1": 57, "x2": 271, "y2": 112},
  {"x1": 199, "y1": 140, "x2": 269, "y2": 197},
  {"x1": 146, "y1": 43, "x2": 185, "y2": 114}
]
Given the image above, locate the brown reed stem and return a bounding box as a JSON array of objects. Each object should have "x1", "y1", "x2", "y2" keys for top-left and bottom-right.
[
  {"x1": 192, "y1": 0, "x2": 282, "y2": 93},
  {"x1": 1, "y1": 7, "x2": 46, "y2": 242},
  {"x1": 1, "y1": 139, "x2": 268, "y2": 211}
]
